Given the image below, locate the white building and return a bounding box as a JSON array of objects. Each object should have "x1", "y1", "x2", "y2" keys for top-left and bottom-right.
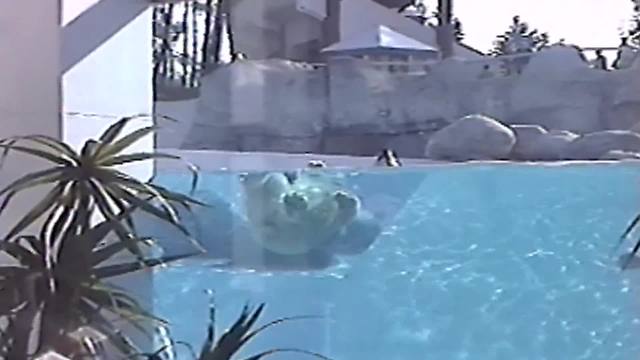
[{"x1": 229, "y1": 0, "x2": 484, "y2": 62}]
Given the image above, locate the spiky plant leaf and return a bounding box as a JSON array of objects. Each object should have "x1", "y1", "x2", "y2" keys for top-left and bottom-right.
[
  {"x1": 618, "y1": 213, "x2": 640, "y2": 269},
  {"x1": 0, "y1": 115, "x2": 204, "y2": 261},
  {"x1": 240, "y1": 348, "x2": 332, "y2": 360},
  {"x1": 0, "y1": 214, "x2": 191, "y2": 358},
  {"x1": 198, "y1": 299, "x2": 331, "y2": 360}
]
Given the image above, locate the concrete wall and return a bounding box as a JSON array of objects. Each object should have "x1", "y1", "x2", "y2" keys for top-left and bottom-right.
[
  {"x1": 62, "y1": 0, "x2": 154, "y2": 181},
  {"x1": 61, "y1": 0, "x2": 156, "y2": 353},
  {"x1": 0, "y1": 0, "x2": 156, "y2": 353},
  {"x1": 0, "y1": 0, "x2": 61, "y2": 238}
]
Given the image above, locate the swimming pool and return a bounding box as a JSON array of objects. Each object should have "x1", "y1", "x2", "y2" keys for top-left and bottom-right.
[{"x1": 149, "y1": 163, "x2": 640, "y2": 360}]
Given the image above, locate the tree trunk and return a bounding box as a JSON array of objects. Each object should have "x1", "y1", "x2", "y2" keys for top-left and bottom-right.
[
  {"x1": 191, "y1": 1, "x2": 199, "y2": 87},
  {"x1": 201, "y1": 0, "x2": 215, "y2": 70},
  {"x1": 182, "y1": 2, "x2": 189, "y2": 87},
  {"x1": 436, "y1": 0, "x2": 454, "y2": 59}
]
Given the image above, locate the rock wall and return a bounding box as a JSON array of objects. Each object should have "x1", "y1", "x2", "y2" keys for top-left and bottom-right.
[{"x1": 165, "y1": 45, "x2": 640, "y2": 160}]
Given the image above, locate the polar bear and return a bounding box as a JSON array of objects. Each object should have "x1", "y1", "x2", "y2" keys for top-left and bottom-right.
[
  {"x1": 239, "y1": 170, "x2": 361, "y2": 256},
  {"x1": 133, "y1": 184, "x2": 381, "y2": 272}
]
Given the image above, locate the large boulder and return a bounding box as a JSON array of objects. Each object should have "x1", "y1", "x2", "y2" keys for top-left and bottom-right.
[
  {"x1": 510, "y1": 125, "x2": 578, "y2": 161},
  {"x1": 425, "y1": 114, "x2": 516, "y2": 161},
  {"x1": 564, "y1": 130, "x2": 640, "y2": 160}
]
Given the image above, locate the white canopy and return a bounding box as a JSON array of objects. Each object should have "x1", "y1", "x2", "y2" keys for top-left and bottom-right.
[{"x1": 321, "y1": 25, "x2": 439, "y2": 55}]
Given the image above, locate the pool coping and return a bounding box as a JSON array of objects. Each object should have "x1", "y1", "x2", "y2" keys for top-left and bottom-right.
[{"x1": 155, "y1": 148, "x2": 640, "y2": 174}]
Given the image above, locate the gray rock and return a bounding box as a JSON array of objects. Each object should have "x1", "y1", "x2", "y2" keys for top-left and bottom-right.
[
  {"x1": 599, "y1": 150, "x2": 640, "y2": 160},
  {"x1": 605, "y1": 101, "x2": 640, "y2": 130},
  {"x1": 511, "y1": 126, "x2": 578, "y2": 161},
  {"x1": 510, "y1": 124, "x2": 548, "y2": 160},
  {"x1": 564, "y1": 130, "x2": 640, "y2": 160},
  {"x1": 538, "y1": 130, "x2": 580, "y2": 160},
  {"x1": 425, "y1": 114, "x2": 516, "y2": 161},
  {"x1": 511, "y1": 105, "x2": 603, "y2": 134}
]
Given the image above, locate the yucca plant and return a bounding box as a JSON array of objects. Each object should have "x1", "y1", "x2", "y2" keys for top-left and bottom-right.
[
  {"x1": 133, "y1": 295, "x2": 332, "y2": 360},
  {"x1": 618, "y1": 214, "x2": 640, "y2": 269},
  {"x1": 197, "y1": 295, "x2": 331, "y2": 360},
  {"x1": 0, "y1": 208, "x2": 198, "y2": 359},
  {"x1": 0, "y1": 116, "x2": 204, "y2": 261},
  {"x1": 0, "y1": 115, "x2": 207, "y2": 358}
]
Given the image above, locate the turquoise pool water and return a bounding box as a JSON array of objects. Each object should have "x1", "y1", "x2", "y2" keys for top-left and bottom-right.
[{"x1": 150, "y1": 163, "x2": 640, "y2": 360}]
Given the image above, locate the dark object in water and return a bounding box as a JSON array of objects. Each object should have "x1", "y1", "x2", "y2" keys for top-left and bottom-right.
[{"x1": 376, "y1": 148, "x2": 402, "y2": 167}]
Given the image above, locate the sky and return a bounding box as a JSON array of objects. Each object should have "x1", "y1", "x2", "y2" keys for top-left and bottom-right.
[{"x1": 421, "y1": 0, "x2": 636, "y2": 54}]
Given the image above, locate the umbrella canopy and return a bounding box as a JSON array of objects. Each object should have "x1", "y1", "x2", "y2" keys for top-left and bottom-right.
[{"x1": 321, "y1": 25, "x2": 439, "y2": 57}]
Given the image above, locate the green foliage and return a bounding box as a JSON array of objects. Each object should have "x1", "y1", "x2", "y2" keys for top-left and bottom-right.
[
  {"x1": 0, "y1": 212, "x2": 197, "y2": 358},
  {"x1": 625, "y1": 0, "x2": 640, "y2": 46},
  {"x1": 490, "y1": 16, "x2": 549, "y2": 56},
  {"x1": 0, "y1": 114, "x2": 327, "y2": 359},
  {"x1": 147, "y1": 294, "x2": 332, "y2": 360},
  {"x1": 0, "y1": 115, "x2": 205, "y2": 358},
  {"x1": 618, "y1": 214, "x2": 640, "y2": 269},
  {"x1": 0, "y1": 116, "x2": 204, "y2": 262},
  {"x1": 197, "y1": 300, "x2": 330, "y2": 360}
]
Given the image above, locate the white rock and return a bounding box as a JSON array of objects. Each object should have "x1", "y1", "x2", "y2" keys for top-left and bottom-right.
[
  {"x1": 564, "y1": 130, "x2": 640, "y2": 160},
  {"x1": 510, "y1": 124, "x2": 548, "y2": 160},
  {"x1": 599, "y1": 150, "x2": 640, "y2": 160},
  {"x1": 425, "y1": 114, "x2": 516, "y2": 161},
  {"x1": 510, "y1": 125, "x2": 578, "y2": 160}
]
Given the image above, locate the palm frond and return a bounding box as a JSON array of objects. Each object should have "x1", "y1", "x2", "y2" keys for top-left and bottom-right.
[
  {"x1": 617, "y1": 213, "x2": 640, "y2": 270},
  {"x1": 241, "y1": 348, "x2": 332, "y2": 360},
  {"x1": 0, "y1": 115, "x2": 202, "y2": 259},
  {"x1": 198, "y1": 299, "x2": 330, "y2": 360}
]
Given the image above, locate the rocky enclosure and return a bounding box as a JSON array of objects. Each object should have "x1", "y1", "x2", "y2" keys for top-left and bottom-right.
[{"x1": 157, "y1": 44, "x2": 640, "y2": 161}]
